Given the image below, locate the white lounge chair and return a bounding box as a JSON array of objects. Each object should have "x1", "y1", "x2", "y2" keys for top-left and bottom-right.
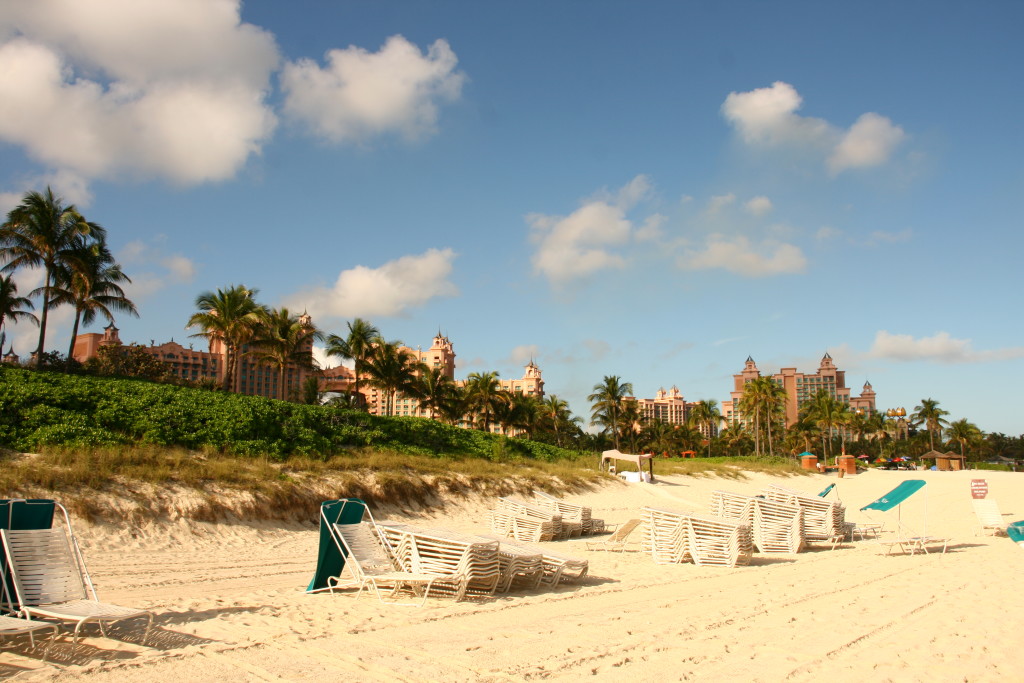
[
  {"x1": 585, "y1": 519, "x2": 641, "y2": 552},
  {"x1": 0, "y1": 614, "x2": 60, "y2": 662},
  {"x1": 972, "y1": 499, "x2": 1008, "y2": 536},
  {"x1": 1, "y1": 528, "x2": 153, "y2": 644},
  {"x1": 328, "y1": 522, "x2": 465, "y2": 606}
]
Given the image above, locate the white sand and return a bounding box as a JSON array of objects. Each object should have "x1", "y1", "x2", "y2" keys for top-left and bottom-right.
[{"x1": 4, "y1": 468, "x2": 1023, "y2": 682}]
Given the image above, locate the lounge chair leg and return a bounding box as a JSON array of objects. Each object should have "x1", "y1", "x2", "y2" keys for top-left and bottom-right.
[{"x1": 142, "y1": 613, "x2": 154, "y2": 646}]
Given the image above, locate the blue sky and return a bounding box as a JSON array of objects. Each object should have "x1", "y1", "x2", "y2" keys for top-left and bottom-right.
[{"x1": 1, "y1": 1, "x2": 1021, "y2": 434}]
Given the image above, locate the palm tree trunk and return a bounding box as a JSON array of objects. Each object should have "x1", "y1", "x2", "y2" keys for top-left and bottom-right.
[
  {"x1": 279, "y1": 365, "x2": 286, "y2": 401},
  {"x1": 35, "y1": 277, "x2": 52, "y2": 363},
  {"x1": 66, "y1": 308, "x2": 83, "y2": 365}
]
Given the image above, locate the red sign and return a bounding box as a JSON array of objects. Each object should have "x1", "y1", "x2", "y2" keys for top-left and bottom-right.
[{"x1": 970, "y1": 479, "x2": 988, "y2": 499}]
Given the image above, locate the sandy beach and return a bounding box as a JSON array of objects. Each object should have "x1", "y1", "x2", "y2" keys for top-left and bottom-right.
[{"x1": 3, "y1": 468, "x2": 1022, "y2": 682}]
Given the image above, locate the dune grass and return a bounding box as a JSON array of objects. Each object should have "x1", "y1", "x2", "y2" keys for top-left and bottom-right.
[{"x1": 0, "y1": 447, "x2": 807, "y2": 524}]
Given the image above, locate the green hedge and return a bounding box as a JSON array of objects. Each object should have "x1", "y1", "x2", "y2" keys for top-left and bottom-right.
[{"x1": 0, "y1": 366, "x2": 582, "y2": 462}]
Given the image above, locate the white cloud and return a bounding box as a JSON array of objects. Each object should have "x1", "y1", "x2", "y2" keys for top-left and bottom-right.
[
  {"x1": 865, "y1": 228, "x2": 912, "y2": 246},
  {"x1": 816, "y1": 225, "x2": 842, "y2": 241},
  {"x1": 722, "y1": 82, "x2": 905, "y2": 175},
  {"x1": 0, "y1": 1, "x2": 278, "y2": 187},
  {"x1": 529, "y1": 176, "x2": 652, "y2": 285},
  {"x1": 721, "y1": 81, "x2": 831, "y2": 147},
  {"x1": 679, "y1": 234, "x2": 807, "y2": 277},
  {"x1": 116, "y1": 239, "x2": 196, "y2": 300},
  {"x1": 289, "y1": 248, "x2": 458, "y2": 320},
  {"x1": 281, "y1": 35, "x2": 465, "y2": 144},
  {"x1": 504, "y1": 344, "x2": 540, "y2": 367},
  {"x1": 582, "y1": 339, "x2": 611, "y2": 361},
  {"x1": 828, "y1": 112, "x2": 905, "y2": 174},
  {"x1": 869, "y1": 331, "x2": 1024, "y2": 364},
  {"x1": 745, "y1": 196, "x2": 773, "y2": 217},
  {"x1": 706, "y1": 193, "x2": 736, "y2": 215}
]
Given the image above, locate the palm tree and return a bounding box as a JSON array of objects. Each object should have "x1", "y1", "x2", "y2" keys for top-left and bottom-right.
[
  {"x1": 688, "y1": 399, "x2": 722, "y2": 457},
  {"x1": 913, "y1": 398, "x2": 950, "y2": 452},
  {"x1": 464, "y1": 371, "x2": 506, "y2": 432},
  {"x1": 946, "y1": 418, "x2": 982, "y2": 458},
  {"x1": 538, "y1": 395, "x2": 579, "y2": 448},
  {"x1": 186, "y1": 285, "x2": 264, "y2": 392},
  {"x1": 846, "y1": 410, "x2": 870, "y2": 445},
  {"x1": 801, "y1": 389, "x2": 847, "y2": 463},
  {"x1": 718, "y1": 424, "x2": 752, "y2": 457},
  {"x1": 737, "y1": 377, "x2": 786, "y2": 456},
  {"x1": 494, "y1": 392, "x2": 536, "y2": 437},
  {"x1": 362, "y1": 340, "x2": 423, "y2": 416},
  {"x1": 588, "y1": 376, "x2": 633, "y2": 450},
  {"x1": 0, "y1": 187, "x2": 107, "y2": 361},
  {"x1": 415, "y1": 366, "x2": 458, "y2": 420},
  {"x1": 0, "y1": 274, "x2": 38, "y2": 348},
  {"x1": 46, "y1": 241, "x2": 137, "y2": 364},
  {"x1": 784, "y1": 416, "x2": 818, "y2": 456},
  {"x1": 437, "y1": 384, "x2": 471, "y2": 426},
  {"x1": 618, "y1": 399, "x2": 645, "y2": 453},
  {"x1": 248, "y1": 308, "x2": 323, "y2": 401},
  {"x1": 324, "y1": 318, "x2": 381, "y2": 409}
]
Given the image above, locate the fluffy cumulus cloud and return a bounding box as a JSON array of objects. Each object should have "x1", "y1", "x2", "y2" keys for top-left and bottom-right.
[
  {"x1": 869, "y1": 331, "x2": 1024, "y2": 364},
  {"x1": 721, "y1": 81, "x2": 831, "y2": 147},
  {"x1": 829, "y1": 113, "x2": 906, "y2": 174},
  {"x1": 745, "y1": 196, "x2": 773, "y2": 217},
  {"x1": 0, "y1": 0, "x2": 279, "y2": 188},
  {"x1": 290, "y1": 248, "x2": 458, "y2": 320},
  {"x1": 116, "y1": 239, "x2": 197, "y2": 300},
  {"x1": 679, "y1": 234, "x2": 807, "y2": 277},
  {"x1": 281, "y1": 35, "x2": 465, "y2": 144},
  {"x1": 529, "y1": 176, "x2": 652, "y2": 285},
  {"x1": 722, "y1": 81, "x2": 905, "y2": 175}
]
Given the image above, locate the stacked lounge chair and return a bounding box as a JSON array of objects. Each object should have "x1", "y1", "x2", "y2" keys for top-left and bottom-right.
[
  {"x1": 709, "y1": 490, "x2": 804, "y2": 554},
  {"x1": 641, "y1": 506, "x2": 753, "y2": 568},
  {"x1": 640, "y1": 507, "x2": 692, "y2": 564},
  {"x1": 686, "y1": 514, "x2": 754, "y2": 567},
  {"x1": 378, "y1": 524, "x2": 501, "y2": 598},
  {"x1": 532, "y1": 491, "x2": 606, "y2": 536},
  {"x1": 488, "y1": 497, "x2": 563, "y2": 542},
  {"x1": 329, "y1": 521, "x2": 465, "y2": 606},
  {"x1": 486, "y1": 536, "x2": 589, "y2": 587},
  {"x1": 762, "y1": 484, "x2": 847, "y2": 542}
]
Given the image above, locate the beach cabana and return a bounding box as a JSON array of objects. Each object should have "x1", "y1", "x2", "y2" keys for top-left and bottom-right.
[
  {"x1": 919, "y1": 451, "x2": 966, "y2": 471},
  {"x1": 601, "y1": 449, "x2": 655, "y2": 481}
]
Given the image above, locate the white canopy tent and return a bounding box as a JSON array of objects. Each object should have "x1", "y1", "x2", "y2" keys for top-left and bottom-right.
[{"x1": 601, "y1": 449, "x2": 655, "y2": 482}]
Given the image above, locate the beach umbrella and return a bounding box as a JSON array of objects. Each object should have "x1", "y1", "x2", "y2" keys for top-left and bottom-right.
[{"x1": 857, "y1": 455, "x2": 870, "y2": 460}]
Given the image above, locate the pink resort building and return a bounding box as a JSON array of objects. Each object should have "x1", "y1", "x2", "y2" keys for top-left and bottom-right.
[
  {"x1": 720, "y1": 353, "x2": 877, "y2": 429},
  {"x1": 73, "y1": 315, "x2": 319, "y2": 400},
  {"x1": 325, "y1": 332, "x2": 545, "y2": 426}
]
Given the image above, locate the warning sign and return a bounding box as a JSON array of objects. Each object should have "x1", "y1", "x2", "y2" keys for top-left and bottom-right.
[{"x1": 970, "y1": 479, "x2": 988, "y2": 499}]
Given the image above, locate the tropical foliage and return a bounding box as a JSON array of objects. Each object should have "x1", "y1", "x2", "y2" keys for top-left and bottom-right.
[
  {"x1": 0, "y1": 187, "x2": 127, "y2": 365},
  {"x1": 588, "y1": 375, "x2": 633, "y2": 450},
  {"x1": 186, "y1": 285, "x2": 264, "y2": 392},
  {"x1": 0, "y1": 365, "x2": 583, "y2": 462}
]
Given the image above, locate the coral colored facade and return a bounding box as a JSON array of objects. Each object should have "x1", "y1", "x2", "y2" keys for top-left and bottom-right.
[
  {"x1": 319, "y1": 333, "x2": 545, "y2": 430},
  {"x1": 73, "y1": 315, "x2": 318, "y2": 401},
  {"x1": 721, "y1": 353, "x2": 876, "y2": 428}
]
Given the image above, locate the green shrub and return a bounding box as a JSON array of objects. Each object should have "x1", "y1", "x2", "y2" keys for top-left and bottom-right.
[{"x1": 0, "y1": 366, "x2": 586, "y2": 463}]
